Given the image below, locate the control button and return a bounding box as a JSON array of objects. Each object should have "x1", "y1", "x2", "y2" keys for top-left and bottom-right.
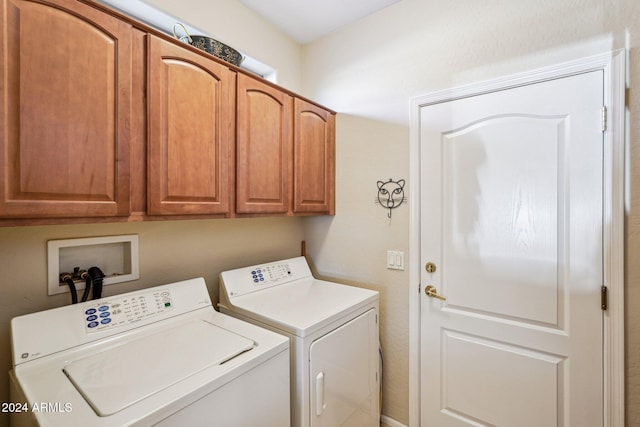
[
  {"x1": 86, "y1": 315, "x2": 98, "y2": 322},
  {"x1": 98, "y1": 305, "x2": 109, "y2": 312},
  {"x1": 251, "y1": 271, "x2": 256, "y2": 275},
  {"x1": 85, "y1": 308, "x2": 97, "y2": 315},
  {"x1": 87, "y1": 321, "x2": 99, "y2": 328},
  {"x1": 253, "y1": 279, "x2": 259, "y2": 283},
  {"x1": 100, "y1": 318, "x2": 112, "y2": 324},
  {"x1": 99, "y1": 312, "x2": 110, "y2": 318}
]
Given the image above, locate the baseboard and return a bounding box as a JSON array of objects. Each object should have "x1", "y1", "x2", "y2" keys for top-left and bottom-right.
[{"x1": 381, "y1": 414, "x2": 408, "y2": 427}]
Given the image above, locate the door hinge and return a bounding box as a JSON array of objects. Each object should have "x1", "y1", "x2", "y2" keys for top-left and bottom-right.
[
  {"x1": 602, "y1": 106, "x2": 607, "y2": 132},
  {"x1": 601, "y1": 285, "x2": 608, "y2": 310},
  {"x1": 418, "y1": 283, "x2": 421, "y2": 294}
]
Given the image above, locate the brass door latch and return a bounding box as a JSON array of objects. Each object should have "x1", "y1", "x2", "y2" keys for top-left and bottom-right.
[{"x1": 425, "y1": 285, "x2": 446, "y2": 301}]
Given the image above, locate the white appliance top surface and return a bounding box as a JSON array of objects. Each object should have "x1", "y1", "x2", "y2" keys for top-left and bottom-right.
[
  {"x1": 231, "y1": 279, "x2": 378, "y2": 336},
  {"x1": 64, "y1": 319, "x2": 253, "y2": 416},
  {"x1": 220, "y1": 257, "x2": 379, "y2": 336},
  {"x1": 10, "y1": 278, "x2": 289, "y2": 427}
]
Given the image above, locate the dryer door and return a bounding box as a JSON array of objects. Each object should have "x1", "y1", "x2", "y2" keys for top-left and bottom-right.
[{"x1": 309, "y1": 308, "x2": 379, "y2": 427}]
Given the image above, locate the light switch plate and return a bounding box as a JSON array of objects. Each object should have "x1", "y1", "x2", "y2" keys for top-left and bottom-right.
[{"x1": 387, "y1": 250, "x2": 405, "y2": 270}]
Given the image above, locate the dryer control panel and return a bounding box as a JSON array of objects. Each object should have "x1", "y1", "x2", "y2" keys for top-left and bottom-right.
[
  {"x1": 83, "y1": 289, "x2": 173, "y2": 333},
  {"x1": 249, "y1": 263, "x2": 291, "y2": 285},
  {"x1": 220, "y1": 256, "x2": 312, "y2": 299}
]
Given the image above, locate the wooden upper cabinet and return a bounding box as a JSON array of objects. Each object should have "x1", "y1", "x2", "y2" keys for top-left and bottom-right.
[
  {"x1": 293, "y1": 98, "x2": 335, "y2": 215},
  {"x1": 147, "y1": 36, "x2": 235, "y2": 216},
  {"x1": 0, "y1": 0, "x2": 334, "y2": 224},
  {"x1": 0, "y1": 0, "x2": 132, "y2": 218},
  {"x1": 236, "y1": 74, "x2": 292, "y2": 214}
]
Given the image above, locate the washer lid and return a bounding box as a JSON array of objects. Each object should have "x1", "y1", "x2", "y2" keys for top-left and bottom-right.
[
  {"x1": 229, "y1": 279, "x2": 378, "y2": 337},
  {"x1": 63, "y1": 319, "x2": 254, "y2": 416}
]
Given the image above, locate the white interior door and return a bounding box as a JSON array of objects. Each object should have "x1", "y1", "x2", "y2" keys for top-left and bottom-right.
[{"x1": 419, "y1": 70, "x2": 604, "y2": 426}]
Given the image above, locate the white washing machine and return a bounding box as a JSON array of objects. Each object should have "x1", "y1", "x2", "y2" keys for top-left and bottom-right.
[
  {"x1": 9, "y1": 278, "x2": 290, "y2": 427},
  {"x1": 219, "y1": 256, "x2": 380, "y2": 427}
]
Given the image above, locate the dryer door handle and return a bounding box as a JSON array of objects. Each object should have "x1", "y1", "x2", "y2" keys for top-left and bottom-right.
[{"x1": 315, "y1": 372, "x2": 325, "y2": 416}]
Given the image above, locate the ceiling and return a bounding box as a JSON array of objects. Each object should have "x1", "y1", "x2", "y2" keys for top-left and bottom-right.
[
  {"x1": 239, "y1": 0, "x2": 402, "y2": 44},
  {"x1": 96, "y1": 0, "x2": 401, "y2": 76},
  {"x1": 99, "y1": 0, "x2": 401, "y2": 45}
]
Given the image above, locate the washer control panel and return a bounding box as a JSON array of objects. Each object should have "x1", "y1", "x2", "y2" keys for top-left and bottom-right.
[
  {"x1": 11, "y1": 278, "x2": 211, "y2": 365},
  {"x1": 83, "y1": 289, "x2": 173, "y2": 333}
]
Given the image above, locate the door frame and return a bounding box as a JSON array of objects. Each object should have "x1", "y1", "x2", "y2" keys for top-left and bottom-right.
[{"x1": 408, "y1": 50, "x2": 626, "y2": 426}]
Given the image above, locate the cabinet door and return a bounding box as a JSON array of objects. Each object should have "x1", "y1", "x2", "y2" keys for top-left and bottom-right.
[
  {"x1": 0, "y1": 0, "x2": 131, "y2": 218},
  {"x1": 147, "y1": 36, "x2": 235, "y2": 216},
  {"x1": 293, "y1": 99, "x2": 335, "y2": 214},
  {"x1": 236, "y1": 74, "x2": 292, "y2": 214}
]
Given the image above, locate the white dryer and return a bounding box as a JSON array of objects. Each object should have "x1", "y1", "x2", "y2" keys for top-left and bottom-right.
[
  {"x1": 219, "y1": 256, "x2": 380, "y2": 427},
  {"x1": 9, "y1": 278, "x2": 290, "y2": 427}
]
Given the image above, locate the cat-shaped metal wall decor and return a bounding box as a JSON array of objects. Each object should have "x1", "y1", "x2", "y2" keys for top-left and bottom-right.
[{"x1": 376, "y1": 178, "x2": 406, "y2": 218}]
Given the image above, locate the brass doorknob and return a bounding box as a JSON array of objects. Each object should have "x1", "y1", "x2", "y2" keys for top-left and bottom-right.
[{"x1": 425, "y1": 285, "x2": 446, "y2": 301}]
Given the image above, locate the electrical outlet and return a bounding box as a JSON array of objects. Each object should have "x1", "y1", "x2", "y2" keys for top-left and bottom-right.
[{"x1": 387, "y1": 250, "x2": 405, "y2": 270}]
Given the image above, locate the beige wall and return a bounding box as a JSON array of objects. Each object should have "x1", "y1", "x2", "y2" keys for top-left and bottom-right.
[
  {"x1": 4, "y1": 1, "x2": 640, "y2": 426},
  {"x1": 301, "y1": 0, "x2": 640, "y2": 424},
  {"x1": 302, "y1": 115, "x2": 410, "y2": 423}
]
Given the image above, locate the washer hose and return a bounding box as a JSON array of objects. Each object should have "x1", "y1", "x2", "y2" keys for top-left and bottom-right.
[
  {"x1": 89, "y1": 266, "x2": 105, "y2": 300},
  {"x1": 62, "y1": 276, "x2": 78, "y2": 304},
  {"x1": 80, "y1": 271, "x2": 93, "y2": 303}
]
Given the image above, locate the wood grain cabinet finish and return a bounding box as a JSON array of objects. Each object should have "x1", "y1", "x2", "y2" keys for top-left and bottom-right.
[
  {"x1": 236, "y1": 74, "x2": 292, "y2": 214},
  {"x1": 147, "y1": 36, "x2": 235, "y2": 216},
  {"x1": 0, "y1": 0, "x2": 334, "y2": 224},
  {"x1": 0, "y1": 0, "x2": 132, "y2": 218},
  {"x1": 293, "y1": 98, "x2": 335, "y2": 215}
]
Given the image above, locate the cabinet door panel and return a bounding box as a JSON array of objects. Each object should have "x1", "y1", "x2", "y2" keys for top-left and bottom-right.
[
  {"x1": 294, "y1": 99, "x2": 335, "y2": 214},
  {"x1": 236, "y1": 74, "x2": 292, "y2": 214},
  {"x1": 147, "y1": 36, "x2": 234, "y2": 215},
  {"x1": 0, "y1": 0, "x2": 131, "y2": 218}
]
